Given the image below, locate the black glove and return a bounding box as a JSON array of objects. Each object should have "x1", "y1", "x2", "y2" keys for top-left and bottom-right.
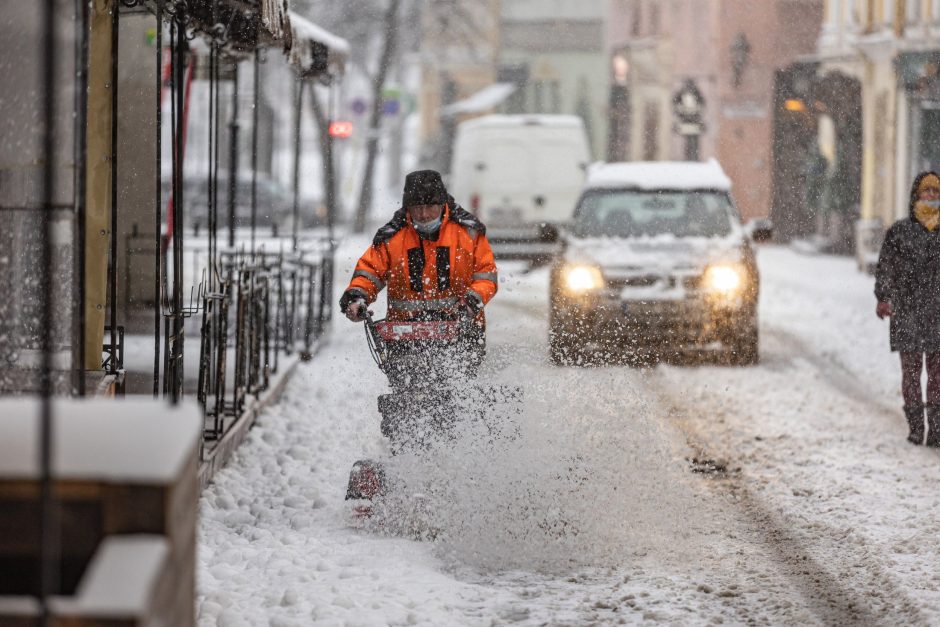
[
  {"x1": 459, "y1": 292, "x2": 483, "y2": 320},
  {"x1": 340, "y1": 289, "x2": 368, "y2": 321}
]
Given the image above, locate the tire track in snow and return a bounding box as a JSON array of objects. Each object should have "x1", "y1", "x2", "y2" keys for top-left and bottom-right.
[
  {"x1": 644, "y1": 331, "x2": 927, "y2": 626},
  {"x1": 763, "y1": 325, "x2": 899, "y2": 421}
]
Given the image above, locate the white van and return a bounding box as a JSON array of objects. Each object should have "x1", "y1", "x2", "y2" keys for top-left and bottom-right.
[{"x1": 450, "y1": 114, "x2": 591, "y2": 261}]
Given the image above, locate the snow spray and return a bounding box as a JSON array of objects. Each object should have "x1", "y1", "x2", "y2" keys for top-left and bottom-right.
[{"x1": 377, "y1": 363, "x2": 704, "y2": 573}]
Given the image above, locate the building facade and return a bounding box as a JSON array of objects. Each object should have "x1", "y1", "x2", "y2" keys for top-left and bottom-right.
[
  {"x1": 497, "y1": 0, "x2": 609, "y2": 159},
  {"x1": 606, "y1": 0, "x2": 824, "y2": 223},
  {"x1": 417, "y1": 0, "x2": 501, "y2": 171},
  {"x1": 807, "y1": 0, "x2": 940, "y2": 268}
]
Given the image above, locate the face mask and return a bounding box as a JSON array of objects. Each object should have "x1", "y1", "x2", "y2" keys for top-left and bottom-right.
[
  {"x1": 413, "y1": 216, "x2": 442, "y2": 235},
  {"x1": 915, "y1": 200, "x2": 940, "y2": 231}
]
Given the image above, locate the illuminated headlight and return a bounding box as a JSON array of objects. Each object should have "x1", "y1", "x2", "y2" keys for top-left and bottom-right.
[
  {"x1": 703, "y1": 264, "x2": 745, "y2": 293},
  {"x1": 563, "y1": 265, "x2": 605, "y2": 293}
]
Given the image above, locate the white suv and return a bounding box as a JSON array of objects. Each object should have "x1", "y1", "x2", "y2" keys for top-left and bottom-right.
[{"x1": 549, "y1": 160, "x2": 768, "y2": 365}]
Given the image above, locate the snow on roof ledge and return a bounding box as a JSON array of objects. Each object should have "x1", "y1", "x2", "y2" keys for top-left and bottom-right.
[
  {"x1": 586, "y1": 158, "x2": 733, "y2": 191},
  {"x1": 288, "y1": 11, "x2": 349, "y2": 76},
  {"x1": 441, "y1": 84, "x2": 517, "y2": 116},
  {"x1": 0, "y1": 398, "x2": 202, "y2": 483},
  {"x1": 289, "y1": 12, "x2": 350, "y2": 55}
]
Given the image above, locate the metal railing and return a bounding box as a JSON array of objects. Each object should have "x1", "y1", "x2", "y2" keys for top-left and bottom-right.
[{"x1": 168, "y1": 240, "x2": 334, "y2": 441}]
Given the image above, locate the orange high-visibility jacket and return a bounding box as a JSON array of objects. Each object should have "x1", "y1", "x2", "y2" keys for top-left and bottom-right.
[{"x1": 345, "y1": 204, "x2": 498, "y2": 321}]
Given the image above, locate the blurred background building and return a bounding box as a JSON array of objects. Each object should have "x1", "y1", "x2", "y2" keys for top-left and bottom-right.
[
  {"x1": 497, "y1": 0, "x2": 609, "y2": 159},
  {"x1": 606, "y1": 0, "x2": 824, "y2": 224},
  {"x1": 810, "y1": 0, "x2": 940, "y2": 269},
  {"x1": 418, "y1": 0, "x2": 609, "y2": 171}
]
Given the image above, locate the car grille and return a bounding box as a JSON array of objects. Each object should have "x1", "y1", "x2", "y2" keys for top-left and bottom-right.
[
  {"x1": 605, "y1": 274, "x2": 702, "y2": 291},
  {"x1": 606, "y1": 275, "x2": 659, "y2": 289}
]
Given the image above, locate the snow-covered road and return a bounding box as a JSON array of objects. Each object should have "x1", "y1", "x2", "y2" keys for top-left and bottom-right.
[{"x1": 197, "y1": 240, "x2": 940, "y2": 626}]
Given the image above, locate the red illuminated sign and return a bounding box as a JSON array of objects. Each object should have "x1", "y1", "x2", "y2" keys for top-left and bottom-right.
[{"x1": 329, "y1": 121, "x2": 353, "y2": 138}]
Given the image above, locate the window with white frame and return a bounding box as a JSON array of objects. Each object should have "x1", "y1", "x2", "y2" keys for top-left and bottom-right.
[
  {"x1": 908, "y1": 0, "x2": 923, "y2": 23},
  {"x1": 884, "y1": 0, "x2": 895, "y2": 26}
]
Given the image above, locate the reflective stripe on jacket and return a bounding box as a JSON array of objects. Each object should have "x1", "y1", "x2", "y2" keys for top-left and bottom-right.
[{"x1": 346, "y1": 204, "x2": 497, "y2": 321}]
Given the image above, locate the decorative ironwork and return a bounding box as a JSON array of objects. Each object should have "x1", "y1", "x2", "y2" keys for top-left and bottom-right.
[{"x1": 101, "y1": 326, "x2": 126, "y2": 372}]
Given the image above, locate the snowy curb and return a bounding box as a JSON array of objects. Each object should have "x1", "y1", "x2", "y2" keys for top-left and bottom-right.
[{"x1": 197, "y1": 334, "x2": 329, "y2": 490}]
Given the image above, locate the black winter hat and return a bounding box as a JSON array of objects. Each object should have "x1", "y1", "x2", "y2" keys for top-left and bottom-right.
[{"x1": 402, "y1": 170, "x2": 448, "y2": 208}]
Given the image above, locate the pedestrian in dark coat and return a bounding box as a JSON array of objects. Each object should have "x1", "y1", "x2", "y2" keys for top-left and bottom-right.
[{"x1": 875, "y1": 171, "x2": 940, "y2": 445}]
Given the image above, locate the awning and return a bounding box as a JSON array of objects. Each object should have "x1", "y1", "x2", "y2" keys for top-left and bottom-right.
[
  {"x1": 441, "y1": 83, "x2": 516, "y2": 117},
  {"x1": 168, "y1": 0, "x2": 291, "y2": 53},
  {"x1": 259, "y1": 0, "x2": 291, "y2": 47},
  {"x1": 288, "y1": 12, "x2": 350, "y2": 79}
]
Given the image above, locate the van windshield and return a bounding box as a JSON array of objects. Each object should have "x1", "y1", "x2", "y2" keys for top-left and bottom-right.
[{"x1": 572, "y1": 190, "x2": 736, "y2": 238}]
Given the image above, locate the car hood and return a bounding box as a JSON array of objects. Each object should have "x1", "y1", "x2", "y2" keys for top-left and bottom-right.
[{"x1": 561, "y1": 234, "x2": 746, "y2": 273}]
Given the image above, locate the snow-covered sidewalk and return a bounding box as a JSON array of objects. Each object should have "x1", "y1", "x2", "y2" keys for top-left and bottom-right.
[{"x1": 196, "y1": 243, "x2": 940, "y2": 625}]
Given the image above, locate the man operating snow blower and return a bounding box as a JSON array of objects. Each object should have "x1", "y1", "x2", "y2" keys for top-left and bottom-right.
[
  {"x1": 339, "y1": 170, "x2": 506, "y2": 519},
  {"x1": 340, "y1": 169, "x2": 498, "y2": 361}
]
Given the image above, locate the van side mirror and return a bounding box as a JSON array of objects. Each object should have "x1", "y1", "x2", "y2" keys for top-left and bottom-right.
[{"x1": 745, "y1": 218, "x2": 773, "y2": 243}]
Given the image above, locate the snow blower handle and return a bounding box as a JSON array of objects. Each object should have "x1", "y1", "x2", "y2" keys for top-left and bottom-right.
[{"x1": 363, "y1": 312, "x2": 390, "y2": 372}]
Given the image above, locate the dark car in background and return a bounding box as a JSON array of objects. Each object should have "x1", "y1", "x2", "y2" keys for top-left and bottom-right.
[
  {"x1": 162, "y1": 175, "x2": 323, "y2": 233},
  {"x1": 549, "y1": 160, "x2": 770, "y2": 366}
]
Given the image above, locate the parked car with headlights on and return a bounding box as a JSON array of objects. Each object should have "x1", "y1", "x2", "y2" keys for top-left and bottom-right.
[{"x1": 549, "y1": 159, "x2": 769, "y2": 365}]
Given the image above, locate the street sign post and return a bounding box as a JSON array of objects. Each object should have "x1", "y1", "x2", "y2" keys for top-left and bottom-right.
[{"x1": 673, "y1": 79, "x2": 705, "y2": 160}]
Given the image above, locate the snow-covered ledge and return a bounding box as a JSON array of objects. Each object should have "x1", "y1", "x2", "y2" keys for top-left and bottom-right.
[
  {"x1": 0, "y1": 536, "x2": 170, "y2": 622},
  {"x1": 54, "y1": 536, "x2": 170, "y2": 620},
  {"x1": 0, "y1": 398, "x2": 201, "y2": 482},
  {"x1": 0, "y1": 398, "x2": 201, "y2": 627}
]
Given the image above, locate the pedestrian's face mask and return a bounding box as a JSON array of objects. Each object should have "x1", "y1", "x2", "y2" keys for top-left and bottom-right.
[{"x1": 915, "y1": 199, "x2": 940, "y2": 231}]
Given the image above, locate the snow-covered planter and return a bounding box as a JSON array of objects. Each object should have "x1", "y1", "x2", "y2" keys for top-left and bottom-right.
[{"x1": 0, "y1": 398, "x2": 201, "y2": 626}]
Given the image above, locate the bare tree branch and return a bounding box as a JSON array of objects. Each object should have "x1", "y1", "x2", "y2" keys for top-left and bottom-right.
[{"x1": 353, "y1": 0, "x2": 402, "y2": 233}]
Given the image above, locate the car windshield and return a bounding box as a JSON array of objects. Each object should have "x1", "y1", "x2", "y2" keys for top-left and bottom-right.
[{"x1": 573, "y1": 190, "x2": 736, "y2": 238}]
